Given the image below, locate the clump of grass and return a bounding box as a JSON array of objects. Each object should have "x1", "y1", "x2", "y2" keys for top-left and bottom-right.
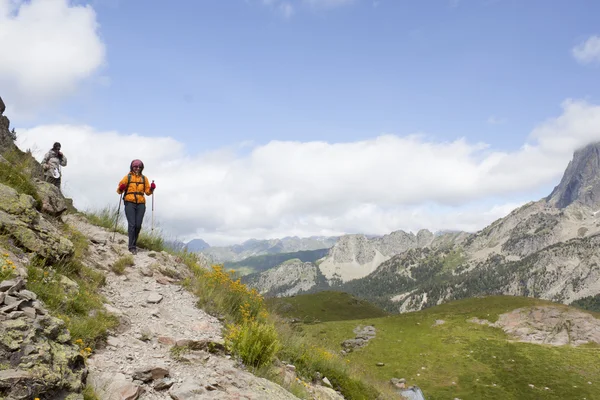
[
  {"x1": 83, "y1": 384, "x2": 101, "y2": 400},
  {"x1": 0, "y1": 158, "x2": 41, "y2": 207},
  {"x1": 170, "y1": 344, "x2": 191, "y2": 361},
  {"x1": 60, "y1": 224, "x2": 89, "y2": 258},
  {"x1": 111, "y1": 255, "x2": 134, "y2": 275},
  {"x1": 82, "y1": 205, "x2": 126, "y2": 235},
  {"x1": 138, "y1": 328, "x2": 152, "y2": 342},
  {"x1": 137, "y1": 229, "x2": 165, "y2": 252}
]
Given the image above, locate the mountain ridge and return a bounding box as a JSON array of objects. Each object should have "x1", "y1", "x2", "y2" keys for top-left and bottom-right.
[
  {"x1": 199, "y1": 235, "x2": 339, "y2": 263},
  {"x1": 245, "y1": 140, "x2": 600, "y2": 314}
]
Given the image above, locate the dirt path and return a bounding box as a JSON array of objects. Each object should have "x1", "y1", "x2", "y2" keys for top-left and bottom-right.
[{"x1": 63, "y1": 214, "x2": 315, "y2": 400}]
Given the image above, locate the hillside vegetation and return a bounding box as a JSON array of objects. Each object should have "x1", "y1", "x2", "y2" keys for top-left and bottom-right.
[
  {"x1": 266, "y1": 291, "x2": 388, "y2": 322},
  {"x1": 297, "y1": 295, "x2": 600, "y2": 400}
]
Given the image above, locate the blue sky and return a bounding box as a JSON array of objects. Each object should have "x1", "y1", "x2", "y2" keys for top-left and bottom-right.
[
  {"x1": 22, "y1": 0, "x2": 600, "y2": 149},
  {"x1": 4, "y1": 0, "x2": 600, "y2": 245}
]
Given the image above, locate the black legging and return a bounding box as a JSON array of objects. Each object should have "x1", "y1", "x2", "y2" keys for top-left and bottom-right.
[{"x1": 124, "y1": 201, "x2": 146, "y2": 250}]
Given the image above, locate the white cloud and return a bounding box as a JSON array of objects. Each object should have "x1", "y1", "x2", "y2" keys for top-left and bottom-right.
[
  {"x1": 572, "y1": 35, "x2": 600, "y2": 65},
  {"x1": 0, "y1": 0, "x2": 106, "y2": 117},
  {"x1": 15, "y1": 99, "x2": 600, "y2": 246}
]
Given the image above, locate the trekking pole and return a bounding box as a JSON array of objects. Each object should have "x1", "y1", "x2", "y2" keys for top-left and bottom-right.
[
  {"x1": 151, "y1": 180, "x2": 155, "y2": 232},
  {"x1": 112, "y1": 193, "x2": 123, "y2": 242}
]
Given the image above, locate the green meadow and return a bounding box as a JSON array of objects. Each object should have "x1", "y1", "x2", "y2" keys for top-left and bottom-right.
[
  {"x1": 267, "y1": 291, "x2": 388, "y2": 322},
  {"x1": 287, "y1": 295, "x2": 600, "y2": 400}
]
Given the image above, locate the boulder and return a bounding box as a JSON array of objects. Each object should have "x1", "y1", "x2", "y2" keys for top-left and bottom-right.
[
  {"x1": 88, "y1": 372, "x2": 142, "y2": 400},
  {"x1": 0, "y1": 183, "x2": 73, "y2": 261},
  {"x1": 33, "y1": 179, "x2": 68, "y2": 216}
]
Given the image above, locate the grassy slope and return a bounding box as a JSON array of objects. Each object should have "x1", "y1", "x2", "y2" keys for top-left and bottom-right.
[
  {"x1": 296, "y1": 295, "x2": 600, "y2": 400},
  {"x1": 266, "y1": 291, "x2": 388, "y2": 322}
]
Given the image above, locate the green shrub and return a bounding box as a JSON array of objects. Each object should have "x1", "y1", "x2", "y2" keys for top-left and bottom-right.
[{"x1": 225, "y1": 319, "x2": 281, "y2": 369}]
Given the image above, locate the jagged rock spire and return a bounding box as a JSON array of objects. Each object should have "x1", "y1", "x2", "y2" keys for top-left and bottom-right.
[
  {"x1": 546, "y1": 141, "x2": 600, "y2": 209},
  {"x1": 0, "y1": 95, "x2": 15, "y2": 153}
]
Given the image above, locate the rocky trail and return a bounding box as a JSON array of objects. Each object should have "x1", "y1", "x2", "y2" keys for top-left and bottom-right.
[{"x1": 64, "y1": 214, "x2": 339, "y2": 400}]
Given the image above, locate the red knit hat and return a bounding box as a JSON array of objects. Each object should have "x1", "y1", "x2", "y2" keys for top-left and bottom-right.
[{"x1": 130, "y1": 159, "x2": 144, "y2": 171}]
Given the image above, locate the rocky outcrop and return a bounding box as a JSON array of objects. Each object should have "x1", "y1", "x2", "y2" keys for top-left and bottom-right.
[
  {"x1": 0, "y1": 183, "x2": 73, "y2": 261},
  {"x1": 33, "y1": 180, "x2": 68, "y2": 216},
  {"x1": 0, "y1": 277, "x2": 87, "y2": 400},
  {"x1": 547, "y1": 141, "x2": 600, "y2": 209},
  {"x1": 469, "y1": 306, "x2": 600, "y2": 346},
  {"x1": 340, "y1": 325, "x2": 376, "y2": 353},
  {"x1": 0, "y1": 96, "x2": 5, "y2": 115},
  {"x1": 0, "y1": 117, "x2": 13, "y2": 155},
  {"x1": 244, "y1": 259, "x2": 321, "y2": 297}
]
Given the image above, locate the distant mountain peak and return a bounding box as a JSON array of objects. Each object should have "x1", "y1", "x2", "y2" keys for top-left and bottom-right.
[
  {"x1": 186, "y1": 238, "x2": 210, "y2": 252},
  {"x1": 546, "y1": 141, "x2": 600, "y2": 209}
]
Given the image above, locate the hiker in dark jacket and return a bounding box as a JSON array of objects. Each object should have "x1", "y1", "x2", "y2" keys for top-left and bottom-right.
[
  {"x1": 116, "y1": 159, "x2": 156, "y2": 254},
  {"x1": 42, "y1": 142, "x2": 67, "y2": 189}
]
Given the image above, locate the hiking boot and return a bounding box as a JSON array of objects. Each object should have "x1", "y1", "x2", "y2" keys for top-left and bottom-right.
[{"x1": 129, "y1": 248, "x2": 137, "y2": 255}]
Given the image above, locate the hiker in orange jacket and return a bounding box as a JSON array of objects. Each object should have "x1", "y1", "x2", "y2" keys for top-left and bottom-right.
[{"x1": 116, "y1": 159, "x2": 156, "y2": 254}]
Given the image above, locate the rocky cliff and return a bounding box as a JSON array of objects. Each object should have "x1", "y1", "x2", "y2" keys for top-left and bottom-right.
[
  {"x1": 243, "y1": 259, "x2": 326, "y2": 297},
  {"x1": 546, "y1": 141, "x2": 600, "y2": 209}
]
